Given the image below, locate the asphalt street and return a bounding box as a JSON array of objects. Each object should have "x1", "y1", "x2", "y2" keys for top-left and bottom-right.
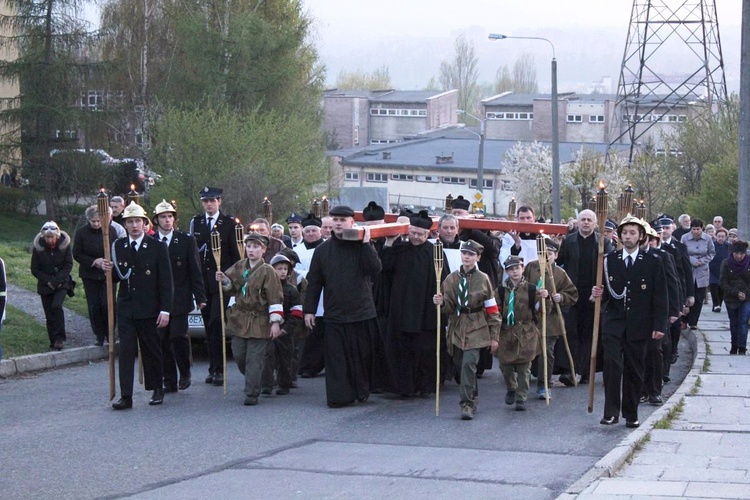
[{"x1": 2, "y1": 339, "x2": 691, "y2": 499}]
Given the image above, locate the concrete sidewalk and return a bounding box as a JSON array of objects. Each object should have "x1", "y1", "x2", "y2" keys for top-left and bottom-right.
[{"x1": 561, "y1": 312, "x2": 750, "y2": 499}]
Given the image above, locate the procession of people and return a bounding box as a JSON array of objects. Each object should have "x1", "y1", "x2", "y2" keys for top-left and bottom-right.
[{"x1": 35, "y1": 183, "x2": 748, "y2": 427}]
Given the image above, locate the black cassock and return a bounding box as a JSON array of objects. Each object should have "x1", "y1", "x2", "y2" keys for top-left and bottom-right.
[{"x1": 380, "y1": 240, "x2": 438, "y2": 396}]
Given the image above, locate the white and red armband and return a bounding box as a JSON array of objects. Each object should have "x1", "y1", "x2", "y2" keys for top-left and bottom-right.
[
  {"x1": 269, "y1": 304, "x2": 284, "y2": 324},
  {"x1": 290, "y1": 304, "x2": 304, "y2": 319},
  {"x1": 484, "y1": 297, "x2": 499, "y2": 315}
]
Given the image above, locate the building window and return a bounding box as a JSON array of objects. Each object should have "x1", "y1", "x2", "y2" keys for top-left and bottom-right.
[
  {"x1": 442, "y1": 176, "x2": 466, "y2": 185},
  {"x1": 366, "y1": 173, "x2": 388, "y2": 183},
  {"x1": 370, "y1": 139, "x2": 401, "y2": 145},
  {"x1": 353, "y1": 125, "x2": 359, "y2": 146},
  {"x1": 416, "y1": 175, "x2": 439, "y2": 183},
  {"x1": 589, "y1": 115, "x2": 605, "y2": 123},
  {"x1": 486, "y1": 112, "x2": 533, "y2": 121},
  {"x1": 567, "y1": 114, "x2": 583, "y2": 123},
  {"x1": 501, "y1": 179, "x2": 513, "y2": 191},
  {"x1": 391, "y1": 174, "x2": 414, "y2": 181},
  {"x1": 469, "y1": 179, "x2": 494, "y2": 189},
  {"x1": 345, "y1": 172, "x2": 359, "y2": 181},
  {"x1": 370, "y1": 108, "x2": 427, "y2": 117}
]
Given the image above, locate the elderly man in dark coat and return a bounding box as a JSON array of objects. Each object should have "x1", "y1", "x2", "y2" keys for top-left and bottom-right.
[{"x1": 380, "y1": 210, "x2": 438, "y2": 397}]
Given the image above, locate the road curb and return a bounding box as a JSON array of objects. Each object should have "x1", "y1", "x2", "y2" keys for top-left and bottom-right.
[
  {"x1": 558, "y1": 327, "x2": 703, "y2": 499},
  {"x1": 0, "y1": 344, "x2": 113, "y2": 378}
]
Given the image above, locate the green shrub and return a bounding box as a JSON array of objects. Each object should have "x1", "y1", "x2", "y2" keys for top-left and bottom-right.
[{"x1": 0, "y1": 186, "x2": 41, "y2": 215}]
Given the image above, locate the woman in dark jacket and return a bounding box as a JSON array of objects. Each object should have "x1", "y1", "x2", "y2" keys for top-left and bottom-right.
[
  {"x1": 709, "y1": 227, "x2": 730, "y2": 312},
  {"x1": 31, "y1": 221, "x2": 73, "y2": 350},
  {"x1": 719, "y1": 240, "x2": 750, "y2": 355},
  {"x1": 73, "y1": 205, "x2": 118, "y2": 345}
]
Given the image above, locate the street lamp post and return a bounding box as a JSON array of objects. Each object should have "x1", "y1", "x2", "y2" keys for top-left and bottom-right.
[
  {"x1": 488, "y1": 33, "x2": 560, "y2": 223},
  {"x1": 457, "y1": 109, "x2": 486, "y2": 213}
]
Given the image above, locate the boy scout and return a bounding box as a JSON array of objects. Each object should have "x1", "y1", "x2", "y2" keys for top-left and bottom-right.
[
  {"x1": 433, "y1": 240, "x2": 501, "y2": 421},
  {"x1": 216, "y1": 233, "x2": 284, "y2": 406}
]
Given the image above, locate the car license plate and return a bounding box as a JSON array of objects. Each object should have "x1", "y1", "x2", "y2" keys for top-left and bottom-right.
[{"x1": 188, "y1": 315, "x2": 203, "y2": 326}]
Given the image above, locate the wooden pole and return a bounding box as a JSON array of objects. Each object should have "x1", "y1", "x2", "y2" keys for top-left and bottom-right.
[
  {"x1": 433, "y1": 241, "x2": 444, "y2": 417},
  {"x1": 537, "y1": 235, "x2": 550, "y2": 406},
  {"x1": 546, "y1": 259, "x2": 576, "y2": 386},
  {"x1": 588, "y1": 181, "x2": 608, "y2": 413},
  {"x1": 97, "y1": 190, "x2": 116, "y2": 400},
  {"x1": 211, "y1": 231, "x2": 228, "y2": 395}
]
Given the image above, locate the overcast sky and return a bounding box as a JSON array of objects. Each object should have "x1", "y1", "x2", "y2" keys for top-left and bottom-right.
[{"x1": 303, "y1": 0, "x2": 743, "y2": 91}]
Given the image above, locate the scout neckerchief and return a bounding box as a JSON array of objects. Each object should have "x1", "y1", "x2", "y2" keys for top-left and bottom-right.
[
  {"x1": 240, "y1": 259, "x2": 264, "y2": 297},
  {"x1": 456, "y1": 265, "x2": 476, "y2": 316},
  {"x1": 504, "y1": 276, "x2": 525, "y2": 325}
]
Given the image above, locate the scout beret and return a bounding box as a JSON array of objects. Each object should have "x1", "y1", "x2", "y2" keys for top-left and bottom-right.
[
  {"x1": 409, "y1": 210, "x2": 433, "y2": 230},
  {"x1": 278, "y1": 247, "x2": 300, "y2": 265},
  {"x1": 329, "y1": 205, "x2": 354, "y2": 217},
  {"x1": 301, "y1": 213, "x2": 322, "y2": 228},
  {"x1": 362, "y1": 201, "x2": 385, "y2": 221},
  {"x1": 460, "y1": 239, "x2": 483, "y2": 255},
  {"x1": 503, "y1": 255, "x2": 524, "y2": 269},
  {"x1": 451, "y1": 195, "x2": 470, "y2": 211},
  {"x1": 544, "y1": 237, "x2": 560, "y2": 252},
  {"x1": 199, "y1": 186, "x2": 222, "y2": 199},
  {"x1": 243, "y1": 233, "x2": 269, "y2": 247}
]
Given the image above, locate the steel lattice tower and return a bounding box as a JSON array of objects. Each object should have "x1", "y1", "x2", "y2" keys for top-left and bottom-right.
[{"x1": 610, "y1": 0, "x2": 728, "y2": 162}]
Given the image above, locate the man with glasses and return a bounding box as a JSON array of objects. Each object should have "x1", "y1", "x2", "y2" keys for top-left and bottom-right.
[{"x1": 189, "y1": 187, "x2": 241, "y2": 387}]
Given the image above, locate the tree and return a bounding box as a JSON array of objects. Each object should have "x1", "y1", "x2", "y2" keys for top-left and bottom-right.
[
  {"x1": 99, "y1": 0, "x2": 325, "y2": 147},
  {"x1": 0, "y1": 0, "x2": 106, "y2": 219},
  {"x1": 493, "y1": 65, "x2": 512, "y2": 94},
  {"x1": 437, "y1": 34, "x2": 479, "y2": 122},
  {"x1": 493, "y1": 53, "x2": 538, "y2": 94},
  {"x1": 564, "y1": 147, "x2": 629, "y2": 215},
  {"x1": 512, "y1": 53, "x2": 538, "y2": 94},
  {"x1": 150, "y1": 103, "x2": 326, "y2": 222},
  {"x1": 502, "y1": 141, "x2": 552, "y2": 216},
  {"x1": 336, "y1": 65, "x2": 391, "y2": 90},
  {"x1": 661, "y1": 95, "x2": 739, "y2": 203}
]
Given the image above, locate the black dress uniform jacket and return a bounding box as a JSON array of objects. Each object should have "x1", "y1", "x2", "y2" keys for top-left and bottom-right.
[
  {"x1": 164, "y1": 230, "x2": 206, "y2": 314},
  {"x1": 602, "y1": 250, "x2": 669, "y2": 340},
  {"x1": 189, "y1": 212, "x2": 241, "y2": 294},
  {"x1": 112, "y1": 235, "x2": 173, "y2": 318}
]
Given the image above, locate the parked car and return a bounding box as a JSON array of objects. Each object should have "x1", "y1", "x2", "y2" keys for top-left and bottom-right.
[{"x1": 188, "y1": 297, "x2": 236, "y2": 339}]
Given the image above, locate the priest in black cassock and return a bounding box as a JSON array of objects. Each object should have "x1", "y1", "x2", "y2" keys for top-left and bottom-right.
[{"x1": 380, "y1": 210, "x2": 438, "y2": 397}]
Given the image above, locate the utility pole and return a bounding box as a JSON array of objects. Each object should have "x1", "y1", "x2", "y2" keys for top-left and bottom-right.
[{"x1": 739, "y1": 0, "x2": 750, "y2": 238}]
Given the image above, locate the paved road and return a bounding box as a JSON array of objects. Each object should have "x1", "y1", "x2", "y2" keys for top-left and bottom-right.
[{"x1": 2, "y1": 340, "x2": 691, "y2": 500}]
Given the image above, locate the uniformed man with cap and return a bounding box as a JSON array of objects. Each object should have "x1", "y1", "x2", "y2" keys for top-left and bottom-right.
[
  {"x1": 592, "y1": 215, "x2": 668, "y2": 428},
  {"x1": 433, "y1": 239, "x2": 500, "y2": 420},
  {"x1": 658, "y1": 214, "x2": 694, "y2": 365},
  {"x1": 106, "y1": 202, "x2": 174, "y2": 410},
  {"x1": 641, "y1": 219, "x2": 681, "y2": 406},
  {"x1": 304, "y1": 205, "x2": 382, "y2": 408},
  {"x1": 153, "y1": 200, "x2": 206, "y2": 392},
  {"x1": 286, "y1": 213, "x2": 304, "y2": 248},
  {"x1": 189, "y1": 186, "x2": 241, "y2": 386}
]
